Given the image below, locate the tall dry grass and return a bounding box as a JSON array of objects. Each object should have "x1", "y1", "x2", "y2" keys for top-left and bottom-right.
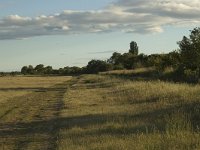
[{"x1": 58, "y1": 74, "x2": 200, "y2": 150}]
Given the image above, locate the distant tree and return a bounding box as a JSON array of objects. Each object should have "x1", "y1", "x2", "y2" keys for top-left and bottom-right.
[
  {"x1": 63, "y1": 66, "x2": 71, "y2": 75},
  {"x1": 60, "y1": 66, "x2": 82, "y2": 75},
  {"x1": 86, "y1": 60, "x2": 112, "y2": 74},
  {"x1": 137, "y1": 53, "x2": 148, "y2": 67},
  {"x1": 108, "y1": 52, "x2": 122, "y2": 65},
  {"x1": 21, "y1": 66, "x2": 28, "y2": 75},
  {"x1": 70, "y1": 66, "x2": 82, "y2": 75},
  {"x1": 129, "y1": 41, "x2": 139, "y2": 55},
  {"x1": 81, "y1": 66, "x2": 87, "y2": 74},
  {"x1": 34, "y1": 64, "x2": 44, "y2": 74},
  {"x1": 27, "y1": 65, "x2": 34, "y2": 74},
  {"x1": 120, "y1": 53, "x2": 138, "y2": 69},
  {"x1": 21, "y1": 65, "x2": 34, "y2": 75},
  {"x1": 0, "y1": 72, "x2": 5, "y2": 76},
  {"x1": 165, "y1": 51, "x2": 181, "y2": 69},
  {"x1": 58, "y1": 68, "x2": 64, "y2": 75},
  {"x1": 44, "y1": 66, "x2": 53, "y2": 74},
  {"x1": 146, "y1": 54, "x2": 164, "y2": 71},
  {"x1": 10, "y1": 71, "x2": 19, "y2": 76}
]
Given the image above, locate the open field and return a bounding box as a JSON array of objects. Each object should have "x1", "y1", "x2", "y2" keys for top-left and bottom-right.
[
  {"x1": 0, "y1": 76, "x2": 70, "y2": 89},
  {"x1": 58, "y1": 74, "x2": 200, "y2": 150},
  {"x1": 0, "y1": 76, "x2": 72, "y2": 150},
  {"x1": 0, "y1": 73, "x2": 200, "y2": 149}
]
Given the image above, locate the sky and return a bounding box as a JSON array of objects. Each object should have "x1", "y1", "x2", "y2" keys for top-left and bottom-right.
[{"x1": 0, "y1": 0, "x2": 200, "y2": 71}]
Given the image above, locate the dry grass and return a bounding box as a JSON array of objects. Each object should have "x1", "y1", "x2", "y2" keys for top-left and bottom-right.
[
  {"x1": 0, "y1": 73, "x2": 200, "y2": 149},
  {"x1": 100, "y1": 67, "x2": 155, "y2": 75},
  {"x1": 0, "y1": 76, "x2": 71, "y2": 88},
  {"x1": 0, "y1": 91, "x2": 31, "y2": 103},
  {"x1": 0, "y1": 76, "x2": 71, "y2": 150},
  {"x1": 58, "y1": 74, "x2": 200, "y2": 150}
]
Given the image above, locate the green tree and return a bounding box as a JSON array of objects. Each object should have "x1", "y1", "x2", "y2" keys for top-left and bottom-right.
[
  {"x1": 27, "y1": 65, "x2": 34, "y2": 74},
  {"x1": 178, "y1": 27, "x2": 200, "y2": 70},
  {"x1": 70, "y1": 66, "x2": 82, "y2": 74},
  {"x1": 86, "y1": 60, "x2": 112, "y2": 74},
  {"x1": 21, "y1": 66, "x2": 28, "y2": 75},
  {"x1": 34, "y1": 64, "x2": 44, "y2": 74},
  {"x1": 120, "y1": 53, "x2": 136, "y2": 69},
  {"x1": 44, "y1": 66, "x2": 53, "y2": 74},
  {"x1": 137, "y1": 53, "x2": 148, "y2": 67},
  {"x1": 108, "y1": 52, "x2": 122, "y2": 65},
  {"x1": 129, "y1": 41, "x2": 139, "y2": 55},
  {"x1": 21, "y1": 65, "x2": 34, "y2": 75}
]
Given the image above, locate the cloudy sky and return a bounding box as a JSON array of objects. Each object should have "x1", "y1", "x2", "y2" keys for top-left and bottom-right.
[{"x1": 0, "y1": 0, "x2": 200, "y2": 71}]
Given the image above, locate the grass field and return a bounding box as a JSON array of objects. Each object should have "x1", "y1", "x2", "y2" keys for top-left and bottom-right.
[
  {"x1": 0, "y1": 73, "x2": 200, "y2": 149},
  {"x1": 0, "y1": 76, "x2": 71, "y2": 150}
]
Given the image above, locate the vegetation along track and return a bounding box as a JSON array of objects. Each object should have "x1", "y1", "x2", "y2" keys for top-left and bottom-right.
[{"x1": 0, "y1": 77, "x2": 72, "y2": 150}]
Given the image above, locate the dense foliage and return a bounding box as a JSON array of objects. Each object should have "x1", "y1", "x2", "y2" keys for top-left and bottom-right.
[
  {"x1": 18, "y1": 27, "x2": 200, "y2": 83},
  {"x1": 21, "y1": 64, "x2": 83, "y2": 75}
]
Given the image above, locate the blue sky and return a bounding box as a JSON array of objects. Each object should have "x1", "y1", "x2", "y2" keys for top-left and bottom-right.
[{"x1": 0, "y1": 0, "x2": 199, "y2": 71}]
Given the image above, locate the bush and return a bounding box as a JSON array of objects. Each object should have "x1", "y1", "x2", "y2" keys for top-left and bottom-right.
[
  {"x1": 173, "y1": 66, "x2": 199, "y2": 83},
  {"x1": 86, "y1": 60, "x2": 113, "y2": 74},
  {"x1": 113, "y1": 64, "x2": 124, "y2": 70},
  {"x1": 183, "y1": 69, "x2": 199, "y2": 83}
]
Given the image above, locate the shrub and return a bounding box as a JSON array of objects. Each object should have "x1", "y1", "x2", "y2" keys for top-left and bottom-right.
[
  {"x1": 183, "y1": 68, "x2": 199, "y2": 83},
  {"x1": 173, "y1": 65, "x2": 199, "y2": 83}
]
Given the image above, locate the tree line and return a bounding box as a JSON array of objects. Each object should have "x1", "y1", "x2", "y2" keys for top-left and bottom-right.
[{"x1": 20, "y1": 27, "x2": 200, "y2": 83}]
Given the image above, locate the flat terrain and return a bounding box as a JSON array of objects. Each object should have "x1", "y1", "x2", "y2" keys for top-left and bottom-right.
[
  {"x1": 0, "y1": 74, "x2": 200, "y2": 150},
  {"x1": 0, "y1": 76, "x2": 71, "y2": 150}
]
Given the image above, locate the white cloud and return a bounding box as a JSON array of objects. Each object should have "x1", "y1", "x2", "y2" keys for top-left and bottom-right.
[{"x1": 0, "y1": 0, "x2": 200, "y2": 40}]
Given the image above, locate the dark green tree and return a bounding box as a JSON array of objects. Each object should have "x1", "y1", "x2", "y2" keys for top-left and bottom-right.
[
  {"x1": 34, "y1": 64, "x2": 44, "y2": 74},
  {"x1": 70, "y1": 66, "x2": 82, "y2": 74},
  {"x1": 86, "y1": 60, "x2": 112, "y2": 74},
  {"x1": 176, "y1": 27, "x2": 200, "y2": 82},
  {"x1": 120, "y1": 53, "x2": 136, "y2": 69},
  {"x1": 178, "y1": 27, "x2": 200, "y2": 70},
  {"x1": 27, "y1": 65, "x2": 34, "y2": 74},
  {"x1": 129, "y1": 41, "x2": 139, "y2": 55},
  {"x1": 21, "y1": 65, "x2": 34, "y2": 74},
  {"x1": 21, "y1": 66, "x2": 28, "y2": 75},
  {"x1": 137, "y1": 53, "x2": 148, "y2": 67},
  {"x1": 44, "y1": 66, "x2": 53, "y2": 74},
  {"x1": 108, "y1": 52, "x2": 122, "y2": 65}
]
